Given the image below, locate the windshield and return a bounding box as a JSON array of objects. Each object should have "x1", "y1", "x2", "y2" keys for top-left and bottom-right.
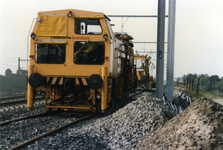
[
  {"x1": 35, "y1": 44, "x2": 66, "y2": 64},
  {"x1": 74, "y1": 41, "x2": 105, "y2": 65},
  {"x1": 134, "y1": 59, "x2": 149, "y2": 68}
]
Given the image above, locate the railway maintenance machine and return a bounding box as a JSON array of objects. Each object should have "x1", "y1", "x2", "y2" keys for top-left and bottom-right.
[
  {"x1": 27, "y1": 9, "x2": 136, "y2": 113},
  {"x1": 134, "y1": 55, "x2": 155, "y2": 90}
]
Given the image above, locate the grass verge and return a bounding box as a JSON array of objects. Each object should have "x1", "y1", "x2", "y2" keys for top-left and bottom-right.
[{"x1": 175, "y1": 83, "x2": 221, "y2": 100}]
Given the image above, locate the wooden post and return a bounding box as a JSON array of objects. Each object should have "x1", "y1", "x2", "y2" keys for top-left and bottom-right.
[
  {"x1": 196, "y1": 78, "x2": 200, "y2": 95},
  {"x1": 189, "y1": 78, "x2": 191, "y2": 90},
  {"x1": 192, "y1": 79, "x2": 194, "y2": 91},
  {"x1": 187, "y1": 78, "x2": 188, "y2": 89},
  {"x1": 184, "y1": 79, "x2": 185, "y2": 87}
]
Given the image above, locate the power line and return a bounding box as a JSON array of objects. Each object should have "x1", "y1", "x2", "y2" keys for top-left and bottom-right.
[
  {"x1": 133, "y1": 42, "x2": 168, "y2": 43},
  {"x1": 0, "y1": 55, "x2": 18, "y2": 59},
  {"x1": 0, "y1": 64, "x2": 18, "y2": 68},
  {"x1": 108, "y1": 15, "x2": 168, "y2": 18}
]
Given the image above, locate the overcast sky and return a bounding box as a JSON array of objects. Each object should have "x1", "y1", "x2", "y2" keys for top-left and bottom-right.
[{"x1": 0, "y1": 0, "x2": 222, "y2": 78}]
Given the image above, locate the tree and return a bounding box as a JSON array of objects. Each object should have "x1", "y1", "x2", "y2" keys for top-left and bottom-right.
[
  {"x1": 182, "y1": 74, "x2": 223, "y2": 92},
  {"x1": 209, "y1": 75, "x2": 220, "y2": 86},
  {"x1": 187, "y1": 73, "x2": 193, "y2": 79},
  {"x1": 193, "y1": 74, "x2": 197, "y2": 79},
  {"x1": 205, "y1": 80, "x2": 211, "y2": 91},
  {"x1": 217, "y1": 78, "x2": 223, "y2": 92}
]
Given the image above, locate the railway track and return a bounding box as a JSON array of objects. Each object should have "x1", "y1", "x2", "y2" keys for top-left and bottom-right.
[
  {"x1": 0, "y1": 95, "x2": 25, "y2": 101},
  {"x1": 1, "y1": 91, "x2": 143, "y2": 150},
  {"x1": 0, "y1": 97, "x2": 44, "y2": 107},
  {"x1": 7, "y1": 114, "x2": 95, "y2": 150},
  {"x1": 1, "y1": 92, "x2": 141, "y2": 125},
  {"x1": 129, "y1": 91, "x2": 144, "y2": 99},
  {"x1": 0, "y1": 112, "x2": 51, "y2": 126}
]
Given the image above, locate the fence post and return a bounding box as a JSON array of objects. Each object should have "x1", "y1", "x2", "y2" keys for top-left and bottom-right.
[
  {"x1": 189, "y1": 78, "x2": 191, "y2": 90},
  {"x1": 187, "y1": 78, "x2": 188, "y2": 89},
  {"x1": 196, "y1": 78, "x2": 200, "y2": 95},
  {"x1": 184, "y1": 79, "x2": 185, "y2": 87}
]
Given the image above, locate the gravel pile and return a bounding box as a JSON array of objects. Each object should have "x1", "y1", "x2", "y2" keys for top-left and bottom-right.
[
  {"x1": 23, "y1": 92, "x2": 177, "y2": 150},
  {"x1": 139, "y1": 98, "x2": 223, "y2": 150}
]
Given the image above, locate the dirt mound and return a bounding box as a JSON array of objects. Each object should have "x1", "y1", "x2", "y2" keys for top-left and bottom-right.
[{"x1": 139, "y1": 98, "x2": 223, "y2": 150}]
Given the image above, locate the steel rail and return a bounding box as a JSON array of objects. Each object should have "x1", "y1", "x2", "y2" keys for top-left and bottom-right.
[
  {"x1": 0, "y1": 112, "x2": 50, "y2": 126},
  {"x1": 8, "y1": 114, "x2": 95, "y2": 150},
  {"x1": 129, "y1": 91, "x2": 143, "y2": 99},
  {"x1": 0, "y1": 97, "x2": 44, "y2": 107},
  {"x1": 0, "y1": 95, "x2": 25, "y2": 101}
]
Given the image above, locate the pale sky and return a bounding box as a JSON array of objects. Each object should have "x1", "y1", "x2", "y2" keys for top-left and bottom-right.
[{"x1": 0, "y1": 0, "x2": 223, "y2": 78}]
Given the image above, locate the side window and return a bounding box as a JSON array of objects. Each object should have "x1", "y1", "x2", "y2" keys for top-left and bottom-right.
[
  {"x1": 75, "y1": 18, "x2": 102, "y2": 35},
  {"x1": 35, "y1": 44, "x2": 66, "y2": 64},
  {"x1": 74, "y1": 42, "x2": 105, "y2": 65}
]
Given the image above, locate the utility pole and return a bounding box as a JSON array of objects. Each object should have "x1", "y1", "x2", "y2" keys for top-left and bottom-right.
[
  {"x1": 156, "y1": 0, "x2": 166, "y2": 99},
  {"x1": 166, "y1": 0, "x2": 176, "y2": 102},
  {"x1": 18, "y1": 57, "x2": 29, "y2": 71},
  {"x1": 18, "y1": 57, "x2": 21, "y2": 70}
]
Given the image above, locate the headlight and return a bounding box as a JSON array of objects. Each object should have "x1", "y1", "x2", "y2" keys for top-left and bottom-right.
[
  {"x1": 103, "y1": 34, "x2": 108, "y2": 41},
  {"x1": 37, "y1": 17, "x2": 41, "y2": 22},
  {"x1": 67, "y1": 11, "x2": 72, "y2": 18},
  {"x1": 31, "y1": 33, "x2": 36, "y2": 40},
  {"x1": 96, "y1": 94, "x2": 101, "y2": 99},
  {"x1": 87, "y1": 74, "x2": 103, "y2": 89}
]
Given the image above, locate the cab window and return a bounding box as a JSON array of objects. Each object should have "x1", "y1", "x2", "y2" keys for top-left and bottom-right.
[
  {"x1": 75, "y1": 18, "x2": 102, "y2": 34},
  {"x1": 35, "y1": 44, "x2": 66, "y2": 64},
  {"x1": 134, "y1": 59, "x2": 148, "y2": 69},
  {"x1": 74, "y1": 41, "x2": 105, "y2": 65}
]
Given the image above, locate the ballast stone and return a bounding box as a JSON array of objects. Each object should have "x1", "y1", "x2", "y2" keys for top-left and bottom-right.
[
  {"x1": 29, "y1": 92, "x2": 177, "y2": 150},
  {"x1": 2, "y1": 92, "x2": 178, "y2": 150}
]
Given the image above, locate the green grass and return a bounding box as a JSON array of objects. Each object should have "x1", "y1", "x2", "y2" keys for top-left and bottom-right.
[
  {"x1": 188, "y1": 90, "x2": 204, "y2": 99},
  {"x1": 175, "y1": 82, "x2": 223, "y2": 106},
  {"x1": 175, "y1": 83, "x2": 220, "y2": 100}
]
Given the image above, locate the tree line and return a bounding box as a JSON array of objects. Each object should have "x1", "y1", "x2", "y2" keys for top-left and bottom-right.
[{"x1": 182, "y1": 74, "x2": 223, "y2": 92}]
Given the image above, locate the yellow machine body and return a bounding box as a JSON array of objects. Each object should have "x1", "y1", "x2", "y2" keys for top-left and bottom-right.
[
  {"x1": 27, "y1": 9, "x2": 136, "y2": 113},
  {"x1": 134, "y1": 55, "x2": 155, "y2": 89}
]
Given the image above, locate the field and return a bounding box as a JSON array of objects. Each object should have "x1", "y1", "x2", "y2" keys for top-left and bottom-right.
[{"x1": 175, "y1": 82, "x2": 223, "y2": 106}]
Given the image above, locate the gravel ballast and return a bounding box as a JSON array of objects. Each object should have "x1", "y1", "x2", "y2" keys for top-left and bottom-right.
[
  {"x1": 1, "y1": 89, "x2": 222, "y2": 150},
  {"x1": 21, "y1": 92, "x2": 177, "y2": 150}
]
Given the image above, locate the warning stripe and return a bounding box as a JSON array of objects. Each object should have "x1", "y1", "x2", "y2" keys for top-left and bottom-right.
[
  {"x1": 47, "y1": 77, "x2": 63, "y2": 85},
  {"x1": 82, "y1": 78, "x2": 88, "y2": 85},
  {"x1": 47, "y1": 77, "x2": 87, "y2": 86},
  {"x1": 47, "y1": 77, "x2": 53, "y2": 84},
  {"x1": 78, "y1": 78, "x2": 83, "y2": 86},
  {"x1": 75, "y1": 78, "x2": 88, "y2": 86}
]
